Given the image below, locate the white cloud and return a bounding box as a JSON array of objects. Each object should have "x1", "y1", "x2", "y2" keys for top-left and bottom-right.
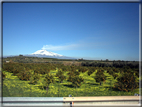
[
  {"x1": 41, "y1": 40, "x2": 113, "y2": 51},
  {"x1": 42, "y1": 44, "x2": 81, "y2": 51}
]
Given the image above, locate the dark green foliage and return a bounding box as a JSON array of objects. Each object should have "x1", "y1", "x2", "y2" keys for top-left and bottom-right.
[
  {"x1": 65, "y1": 65, "x2": 71, "y2": 71},
  {"x1": 113, "y1": 68, "x2": 119, "y2": 73},
  {"x1": 67, "y1": 66, "x2": 84, "y2": 88},
  {"x1": 43, "y1": 73, "x2": 54, "y2": 93},
  {"x1": 70, "y1": 65, "x2": 77, "y2": 72},
  {"x1": 81, "y1": 61, "x2": 139, "y2": 69},
  {"x1": 19, "y1": 54, "x2": 23, "y2": 56},
  {"x1": 32, "y1": 73, "x2": 40, "y2": 84},
  {"x1": 94, "y1": 69, "x2": 106, "y2": 85},
  {"x1": 17, "y1": 69, "x2": 31, "y2": 81},
  {"x1": 44, "y1": 73, "x2": 54, "y2": 85},
  {"x1": 58, "y1": 64, "x2": 72, "y2": 72},
  {"x1": 134, "y1": 69, "x2": 139, "y2": 77},
  {"x1": 34, "y1": 68, "x2": 41, "y2": 74},
  {"x1": 68, "y1": 65, "x2": 79, "y2": 76},
  {"x1": 112, "y1": 73, "x2": 118, "y2": 79},
  {"x1": 13, "y1": 65, "x2": 24, "y2": 76},
  {"x1": 29, "y1": 71, "x2": 40, "y2": 85},
  {"x1": 114, "y1": 72, "x2": 139, "y2": 92},
  {"x1": 107, "y1": 69, "x2": 114, "y2": 75},
  {"x1": 87, "y1": 67, "x2": 95, "y2": 76},
  {"x1": 2, "y1": 62, "x2": 56, "y2": 76},
  {"x1": 78, "y1": 66, "x2": 88, "y2": 73},
  {"x1": 68, "y1": 75, "x2": 84, "y2": 88},
  {"x1": 56, "y1": 69, "x2": 66, "y2": 83},
  {"x1": 61, "y1": 66, "x2": 68, "y2": 72},
  {"x1": 3, "y1": 63, "x2": 14, "y2": 73}
]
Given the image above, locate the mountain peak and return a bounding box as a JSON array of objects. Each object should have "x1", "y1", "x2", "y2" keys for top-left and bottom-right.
[{"x1": 31, "y1": 49, "x2": 63, "y2": 57}]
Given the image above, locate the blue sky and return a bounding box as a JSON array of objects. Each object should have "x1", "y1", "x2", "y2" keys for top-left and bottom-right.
[{"x1": 3, "y1": 3, "x2": 139, "y2": 61}]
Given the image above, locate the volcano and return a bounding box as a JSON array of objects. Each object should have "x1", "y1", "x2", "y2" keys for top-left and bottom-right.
[
  {"x1": 26, "y1": 49, "x2": 75, "y2": 59},
  {"x1": 31, "y1": 49, "x2": 63, "y2": 57}
]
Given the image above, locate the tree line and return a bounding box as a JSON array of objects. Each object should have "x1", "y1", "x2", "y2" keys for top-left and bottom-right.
[{"x1": 81, "y1": 61, "x2": 139, "y2": 69}]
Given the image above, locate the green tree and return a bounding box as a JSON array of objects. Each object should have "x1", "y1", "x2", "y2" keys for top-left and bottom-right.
[
  {"x1": 78, "y1": 66, "x2": 88, "y2": 73},
  {"x1": 67, "y1": 67, "x2": 84, "y2": 88},
  {"x1": 68, "y1": 75, "x2": 84, "y2": 88},
  {"x1": 56, "y1": 69, "x2": 66, "y2": 83},
  {"x1": 17, "y1": 68, "x2": 31, "y2": 81},
  {"x1": 87, "y1": 67, "x2": 95, "y2": 76},
  {"x1": 94, "y1": 69, "x2": 106, "y2": 85},
  {"x1": 29, "y1": 70, "x2": 40, "y2": 85},
  {"x1": 42, "y1": 73, "x2": 54, "y2": 93},
  {"x1": 107, "y1": 69, "x2": 114, "y2": 75},
  {"x1": 112, "y1": 73, "x2": 118, "y2": 79},
  {"x1": 114, "y1": 72, "x2": 139, "y2": 92}
]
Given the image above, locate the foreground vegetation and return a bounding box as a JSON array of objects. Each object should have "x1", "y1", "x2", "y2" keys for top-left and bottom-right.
[{"x1": 2, "y1": 60, "x2": 141, "y2": 97}]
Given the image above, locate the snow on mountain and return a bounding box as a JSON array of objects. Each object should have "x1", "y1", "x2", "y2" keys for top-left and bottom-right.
[
  {"x1": 26, "y1": 49, "x2": 76, "y2": 59},
  {"x1": 31, "y1": 49, "x2": 63, "y2": 57}
]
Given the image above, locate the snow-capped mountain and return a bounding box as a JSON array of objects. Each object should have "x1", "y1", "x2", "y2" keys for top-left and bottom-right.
[
  {"x1": 26, "y1": 49, "x2": 76, "y2": 59},
  {"x1": 31, "y1": 49, "x2": 63, "y2": 57}
]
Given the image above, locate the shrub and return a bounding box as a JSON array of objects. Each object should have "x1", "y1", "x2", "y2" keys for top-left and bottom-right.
[
  {"x1": 13, "y1": 65, "x2": 24, "y2": 76},
  {"x1": 67, "y1": 66, "x2": 84, "y2": 88},
  {"x1": 114, "y1": 72, "x2": 139, "y2": 92},
  {"x1": 78, "y1": 66, "x2": 88, "y2": 73},
  {"x1": 112, "y1": 73, "x2": 118, "y2": 79},
  {"x1": 68, "y1": 67, "x2": 79, "y2": 76},
  {"x1": 87, "y1": 67, "x2": 95, "y2": 76},
  {"x1": 17, "y1": 69, "x2": 31, "y2": 81},
  {"x1": 68, "y1": 75, "x2": 84, "y2": 88},
  {"x1": 94, "y1": 69, "x2": 106, "y2": 85},
  {"x1": 42, "y1": 73, "x2": 54, "y2": 93},
  {"x1": 107, "y1": 69, "x2": 114, "y2": 75},
  {"x1": 3, "y1": 63, "x2": 14, "y2": 73},
  {"x1": 29, "y1": 71, "x2": 40, "y2": 85},
  {"x1": 61, "y1": 66, "x2": 68, "y2": 72},
  {"x1": 56, "y1": 69, "x2": 66, "y2": 83},
  {"x1": 113, "y1": 68, "x2": 119, "y2": 73}
]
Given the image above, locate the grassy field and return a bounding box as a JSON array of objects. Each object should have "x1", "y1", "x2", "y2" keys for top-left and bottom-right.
[{"x1": 3, "y1": 69, "x2": 140, "y2": 97}]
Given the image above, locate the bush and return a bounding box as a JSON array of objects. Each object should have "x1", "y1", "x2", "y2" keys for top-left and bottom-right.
[
  {"x1": 3, "y1": 63, "x2": 14, "y2": 73},
  {"x1": 112, "y1": 73, "x2": 118, "y2": 79},
  {"x1": 107, "y1": 69, "x2": 113, "y2": 75},
  {"x1": 94, "y1": 69, "x2": 106, "y2": 85},
  {"x1": 67, "y1": 66, "x2": 84, "y2": 88},
  {"x1": 114, "y1": 72, "x2": 139, "y2": 92},
  {"x1": 68, "y1": 75, "x2": 84, "y2": 88},
  {"x1": 78, "y1": 66, "x2": 88, "y2": 73},
  {"x1": 87, "y1": 67, "x2": 95, "y2": 76},
  {"x1": 13, "y1": 65, "x2": 24, "y2": 76},
  {"x1": 56, "y1": 69, "x2": 66, "y2": 83},
  {"x1": 17, "y1": 69, "x2": 31, "y2": 81},
  {"x1": 29, "y1": 71, "x2": 40, "y2": 85},
  {"x1": 68, "y1": 66, "x2": 79, "y2": 76},
  {"x1": 42, "y1": 73, "x2": 54, "y2": 93}
]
